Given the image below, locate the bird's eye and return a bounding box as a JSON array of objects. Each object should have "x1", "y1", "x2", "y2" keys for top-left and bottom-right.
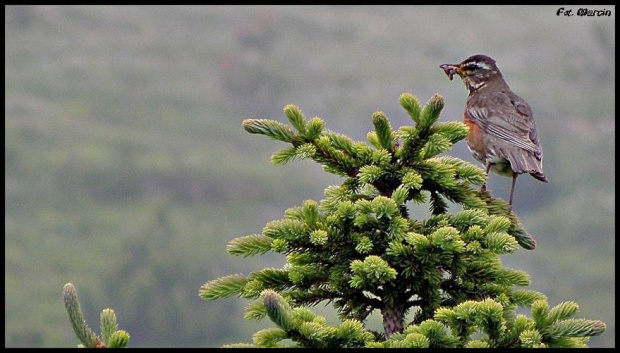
[{"x1": 463, "y1": 63, "x2": 480, "y2": 71}]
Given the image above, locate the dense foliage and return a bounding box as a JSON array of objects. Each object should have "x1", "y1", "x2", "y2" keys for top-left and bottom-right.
[{"x1": 200, "y1": 94, "x2": 605, "y2": 347}]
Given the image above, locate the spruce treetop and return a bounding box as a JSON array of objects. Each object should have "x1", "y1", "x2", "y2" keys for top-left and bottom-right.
[{"x1": 199, "y1": 93, "x2": 605, "y2": 348}]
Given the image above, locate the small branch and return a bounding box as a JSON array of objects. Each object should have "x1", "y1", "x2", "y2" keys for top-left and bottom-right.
[{"x1": 62, "y1": 283, "x2": 99, "y2": 348}]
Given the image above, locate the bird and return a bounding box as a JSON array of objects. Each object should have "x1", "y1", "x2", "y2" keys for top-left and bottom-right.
[{"x1": 439, "y1": 54, "x2": 548, "y2": 208}]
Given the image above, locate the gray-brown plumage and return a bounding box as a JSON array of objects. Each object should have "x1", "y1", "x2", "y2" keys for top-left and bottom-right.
[{"x1": 440, "y1": 54, "x2": 548, "y2": 207}]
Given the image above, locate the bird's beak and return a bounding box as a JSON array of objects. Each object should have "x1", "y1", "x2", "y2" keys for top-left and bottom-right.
[{"x1": 439, "y1": 64, "x2": 462, "y2": 81}]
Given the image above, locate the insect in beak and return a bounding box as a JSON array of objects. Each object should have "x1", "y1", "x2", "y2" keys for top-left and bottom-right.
[{"x1": 439, "y1": 64, "x2": 459, "y2": 80}]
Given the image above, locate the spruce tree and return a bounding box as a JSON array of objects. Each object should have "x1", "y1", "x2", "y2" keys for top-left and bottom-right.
[{"x1": 199, "y1": 93, "x2": 606, "y2": 348}]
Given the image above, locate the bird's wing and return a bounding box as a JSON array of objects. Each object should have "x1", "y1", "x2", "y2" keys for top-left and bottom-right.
[{"x1": 466, "y1": 91, "x2": 542, "y2": 158}]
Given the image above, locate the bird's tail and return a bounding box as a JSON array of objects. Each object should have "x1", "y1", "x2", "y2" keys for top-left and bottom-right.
[
  {"x1": 504, "y1": 148, "x2": 548, "y2": 183},
  {"x1": 531, "y1": 171, "x2": 548, "y2": 183}
]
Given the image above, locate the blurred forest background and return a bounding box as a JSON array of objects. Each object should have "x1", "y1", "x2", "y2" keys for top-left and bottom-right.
[{"x1": 5, "y1": 5, "x2": 614, "y2": 347}]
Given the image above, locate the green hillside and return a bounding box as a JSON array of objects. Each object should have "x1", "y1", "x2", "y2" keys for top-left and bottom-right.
[{"x1": 5, "y1": 5, "x2": 614, "y2": 347}]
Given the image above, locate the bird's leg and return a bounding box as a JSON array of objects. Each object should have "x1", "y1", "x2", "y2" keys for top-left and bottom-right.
[
  {"x1": 508, "y1": 172, "x2": 518, "y2": 209},
  {"x1": 480, "y1": 162, "x2": 492, "y2": 192}
]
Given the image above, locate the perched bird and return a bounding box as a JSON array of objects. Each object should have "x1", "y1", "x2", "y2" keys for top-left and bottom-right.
[{"x1": 439, "y1": 54, "x2": 548, "y2": 207}]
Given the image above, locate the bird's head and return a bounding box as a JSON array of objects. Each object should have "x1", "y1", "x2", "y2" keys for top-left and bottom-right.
[{"x1": 440, "y1": 54, "x2": 503, "y2": 92}]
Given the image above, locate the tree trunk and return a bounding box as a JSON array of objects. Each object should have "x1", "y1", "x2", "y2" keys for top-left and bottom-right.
[{"x1": 381, "y1": 301, "x2": 405, "y2": 338}]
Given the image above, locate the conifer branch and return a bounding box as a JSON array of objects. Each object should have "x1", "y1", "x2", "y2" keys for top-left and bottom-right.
[
  {"x1": 418, "y1": 94, "x2": 444, "y2": 131},
  {"x1": 199, "y1": 274, "x2": 247, "y2": 300},
  {"x1": 244, "y1": 300, "x2": 267, "y2": 321},
  {"x1": 306, "y1": 117, "x2": 325, "y2": 140},
  {"x1": 243, "y1": 119, "x2": 295, "y2": 143},
  {"x1": 372, "y1": 111, "x2": 396, "y2": 152},
  {"x1": 283, "y1": 104, "x2": 307, "y2": 134},
  {"x1": 107, "y1": 330, "x2": 130, "y2": 348},
  {"x1": 545, "y1": 318, "x2": 606, "y2": 338},
  {"x1": 547, "y1": 301, "x2": 580, "y2": 324},
  {"x1": 399, "y1": 93, "x2": 421, "y2": 124},
  {"x1": 100, "y1": 308, "x2": 118, "y2": 347},
  {"x1": 227, "y1": 234, "x2": 273, "y2": 257},
  {"x1": 63, "y1": 283, "x2": 99, "y2": 348},
  {"x1": 62, "y1": 283, "x2": 129, "y2": 348},
  {"x1": 263, "y1": 290, "x2": 295, "y2": 331}
]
